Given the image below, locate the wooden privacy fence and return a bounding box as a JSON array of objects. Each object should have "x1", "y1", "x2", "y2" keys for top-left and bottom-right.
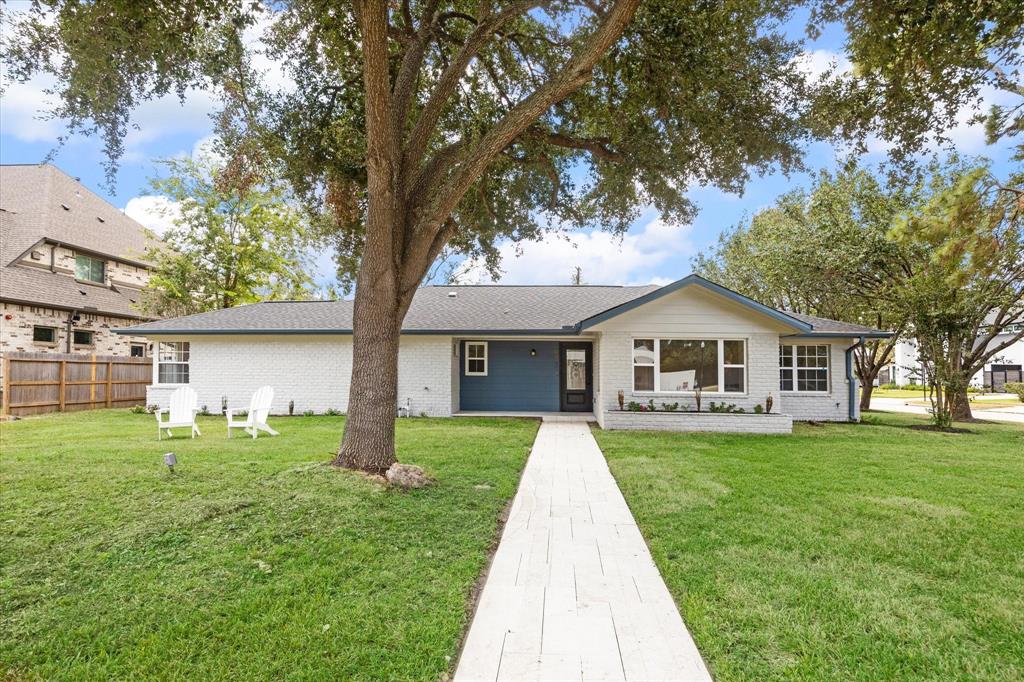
[{"x1": 1, "y1": 352, "x2": 152, "y2": 417}]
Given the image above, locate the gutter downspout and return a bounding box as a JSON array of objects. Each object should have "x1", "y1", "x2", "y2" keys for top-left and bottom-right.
[
  {"x1": 846, "y1": 336, "x2": 867, "y2": 422},
  {"x1": 65, "y1": 309, "x2": 77, "y2": 353}
]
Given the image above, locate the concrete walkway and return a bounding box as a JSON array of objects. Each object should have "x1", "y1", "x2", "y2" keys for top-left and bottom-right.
[{"x1": 455, "y1": 421, "x2": 711, "y2": 682}]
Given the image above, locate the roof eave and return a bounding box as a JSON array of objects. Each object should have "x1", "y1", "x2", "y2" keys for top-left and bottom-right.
[
  {"x1": 781, "y1": 331, "x2": 894, "y2": 339},
  {"x1": 0, "y1": 295, "x2": 147, "y2": 321},
  {"x1": 114, "y1": 327, "x2": 585, "y2": 336},
  {"x1": 41, "y1": 238, "x2": 154, "y2": 269}
]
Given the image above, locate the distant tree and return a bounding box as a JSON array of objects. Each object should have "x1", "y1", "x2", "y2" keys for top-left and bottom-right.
[
  {"x1": 5, "y1": 0, "x2": 1023, "y2": 470},
  {"x1": 693, "y1": 166, "x2": 924, "y2": 410},
  {"x1": 140, "y1": 154, "x2": 316, "y2": 317},
  {"x1": 571, "y1": 266, "x2": 585, "y2": 286},
  {"x1": 892, "y1": 165, "x2": 1024, "y2": 424}
]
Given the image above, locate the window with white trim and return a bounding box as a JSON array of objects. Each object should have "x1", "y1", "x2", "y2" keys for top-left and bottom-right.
[
  {"x1": 632, "y1": 338, "x2": 745, "y2": 393},
  {"x1": 779, "y1": 344, "x2": 829, "y2": 392},
  {"x1": 130, "y1": 343, "x2": 146, "y2": 358},
  {"x1": 157, "y1": 341, "x2": 190, "y2": 384},
  {"x1": 465, "y1": 341, "x2": 488, "y2": 376}
]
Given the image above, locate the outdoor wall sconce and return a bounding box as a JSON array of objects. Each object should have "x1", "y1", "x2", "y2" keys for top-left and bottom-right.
[{"x1": 530, "y1": 348, "x2": 537, "y2": 356}]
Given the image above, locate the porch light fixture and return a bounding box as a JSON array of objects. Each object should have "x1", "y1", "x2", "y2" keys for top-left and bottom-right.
[{"x1": 530, "y1": 348, "x2": 537, "y2": 356}]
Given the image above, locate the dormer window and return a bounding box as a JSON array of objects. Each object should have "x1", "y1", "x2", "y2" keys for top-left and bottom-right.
[{"x1": 75, "y1": 254, "x2": 105, "y2": 283}]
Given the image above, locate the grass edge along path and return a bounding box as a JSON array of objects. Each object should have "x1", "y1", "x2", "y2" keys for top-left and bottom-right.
[{"x1": 594, "y1": 412, "x2": 1024, "y2": 681}]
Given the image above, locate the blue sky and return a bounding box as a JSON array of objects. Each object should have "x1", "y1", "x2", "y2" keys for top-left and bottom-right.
[{"x1": 1, "y1": 5, "x2": 1018, "y2": 290}]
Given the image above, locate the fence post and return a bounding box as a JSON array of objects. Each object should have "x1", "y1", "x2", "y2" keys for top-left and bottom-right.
[
  {"x1": 1, "y1": 355, "x2": 9, "y2": 417},
  {"x1": 106, "y1": 361, "x2": 113, "y2": 407},
  {"x1": 58, "y1": 360, "x2": 66, "y2": 412}
]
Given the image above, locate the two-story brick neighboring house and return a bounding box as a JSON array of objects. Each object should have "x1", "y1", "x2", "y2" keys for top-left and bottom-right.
[{"x1": 0, "y1": 164, "x2": 161, "y2": 380}]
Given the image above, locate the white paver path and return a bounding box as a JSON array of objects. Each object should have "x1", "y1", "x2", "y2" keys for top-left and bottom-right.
[{"x1": 455, "y1": 421, "x2": 712, "y2": 682}]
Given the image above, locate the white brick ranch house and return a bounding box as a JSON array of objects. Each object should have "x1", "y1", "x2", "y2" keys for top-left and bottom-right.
[{"x1": 120, "y1": 275, "x2": 890, "y2": 433}]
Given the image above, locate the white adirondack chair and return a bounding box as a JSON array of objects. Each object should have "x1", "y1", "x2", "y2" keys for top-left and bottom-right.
[
  {"x1": 226, "y1": 386, "x2": 279, "y2": 439},
  {"x1": 155, "y1": 386, "x2": 201, "y2": 440}
]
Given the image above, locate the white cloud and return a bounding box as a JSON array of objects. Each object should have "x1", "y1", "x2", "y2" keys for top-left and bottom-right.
[
  {"x1": 0, "y1": 67, "x2": 217, "y2": 155},
  {"x1": 119, "y1": 89, "x2": 218, "y2": 155},
  {"x1": 0, "y1": 74, "x2": 66, "y2": 143},
  {"x1": 123, "y1": 195, "x2": 181, "y2": 236},
  {"x1": 310, "y1": 248, "x2": 339, "y2": 289},
  {"x1": 791, "y1": 49, "x2": 853, "y2": 82},
  {"x1": 455, "y1": 216, "x2": 694, "y2": 285}
]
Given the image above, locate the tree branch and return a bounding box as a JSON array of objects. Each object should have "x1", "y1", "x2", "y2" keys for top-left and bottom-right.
[
  {"x1": 427, "y1": 0, "x2": 641, "y2": 227},
  {"x1": 525, "y1": 125, "x2": 623, "y2": 161},
  {"x1": 402, "y1": 0, "x2": 544, "y2": 178},
  {"x1": 391, "y1": 0, "x2": 445, "y2": 136},
  {"x1": 399, "y1": 0, "x2": 640, "y2": 293}
]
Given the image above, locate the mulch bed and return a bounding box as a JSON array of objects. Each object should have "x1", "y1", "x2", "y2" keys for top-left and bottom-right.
[{"x1": 908, "y1": 424, "x2": 975, "y2": 434}]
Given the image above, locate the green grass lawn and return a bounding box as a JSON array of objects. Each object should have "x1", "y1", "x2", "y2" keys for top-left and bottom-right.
[
  {"x1": 594, "y1": 412, "x2": 1024, "y2": 681},
  {"x1": 0, "y1": 410, "x2": 537, "y2": 681}
]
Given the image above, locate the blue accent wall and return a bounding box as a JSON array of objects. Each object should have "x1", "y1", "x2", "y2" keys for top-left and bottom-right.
[{"x1": 460, "y1": 340, "x2": 560, "y2": 411}]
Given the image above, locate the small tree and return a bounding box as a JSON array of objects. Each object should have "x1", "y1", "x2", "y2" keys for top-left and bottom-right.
[
  {"x1": 139, "y1": 154, "x2": 316, "y2": 317},
  {"x1": 893, "y1": 165, "x2": 1024, "y2": 423}
]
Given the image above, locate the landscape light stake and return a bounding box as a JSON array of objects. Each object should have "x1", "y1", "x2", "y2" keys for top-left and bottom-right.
[{"x1": 163, "y1": 452, "x2": 177, "y2": 474}]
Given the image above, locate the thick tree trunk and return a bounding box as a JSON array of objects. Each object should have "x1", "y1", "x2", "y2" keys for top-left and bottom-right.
[
  {"x1": 333, "y1": 260, "x2": 404, "y2": 472},
  {"x1": 859, "y1": 382, "x2": 875, "y2": 412},
  {"x1": 336, "y1": 0, "x2": 404, "y2": 473},
  {"x1": 949, "y1": 388, "x2": 973, "y2": 422}
]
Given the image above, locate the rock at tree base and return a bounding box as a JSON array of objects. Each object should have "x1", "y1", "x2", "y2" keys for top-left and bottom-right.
[{"x1": 386, "y1": 463, "x2": 434, "y2": 488}]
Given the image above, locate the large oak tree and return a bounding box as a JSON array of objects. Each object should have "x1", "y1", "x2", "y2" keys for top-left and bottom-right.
[{"x1": 4, "y1": 0, "x2": 1022, "y2": 470}]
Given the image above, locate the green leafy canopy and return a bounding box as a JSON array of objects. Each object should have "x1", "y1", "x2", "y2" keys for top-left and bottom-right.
[
  {"x1": 3, "y1": 0, "x2": 1022, "y2": 290},
  {"x1": 139, "y1": 152, "x2": 318, "y2": 317}
]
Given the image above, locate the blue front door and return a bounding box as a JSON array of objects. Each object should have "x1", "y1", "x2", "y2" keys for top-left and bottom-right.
[{"x1": 459, "y1": 340, "x2": 560, "y2": 411}]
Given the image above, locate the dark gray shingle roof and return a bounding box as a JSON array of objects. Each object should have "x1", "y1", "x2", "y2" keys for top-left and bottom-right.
[
  {"x1": 120, "y1": 285, "x2": 661, "y2": 334},
  {"x1": 119, "y1": 281, "x2": 890, "y2": 337},
  {"x1": 782, "y1": 311, "x2": 886, "y2": 336}
]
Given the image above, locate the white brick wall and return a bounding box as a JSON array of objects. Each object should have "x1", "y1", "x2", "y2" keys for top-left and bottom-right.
[
  {"x1": 398, "y1": 336, "x2": 455, "y2": 416},
  {"x1": 777, "y1": 339, "x2": 858, "y2": 422},
  {"x1": 145, "y1": 334, "x2": 454, "y2": 417},
  {"x1": 594, "y1": 330, "x2": 859, "y2": 425},
  {"x1": 601, "y1": 410, "x2": 793, "y2": 433},
  {"x1": 595, "y1": 331, "x2": 781, "y2": 421},
  {"x1": 138, "y1": 328, "x2": 860, "y2": 423}
]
